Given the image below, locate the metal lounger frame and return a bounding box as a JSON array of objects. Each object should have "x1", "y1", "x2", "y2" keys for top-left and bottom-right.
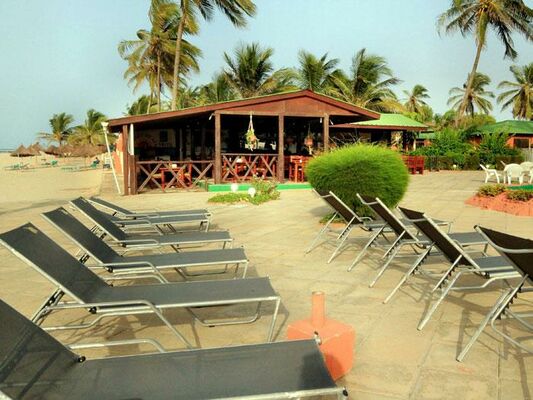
[
  {"x1": 455, "y1": 226, "x2": 533, "y2": 361},
  {"x1": 0, "y1": 224, "x2": 280, "y2": 346},
  {"x1": 395, "y1": 208, "x2": 520, "y2": 330}
]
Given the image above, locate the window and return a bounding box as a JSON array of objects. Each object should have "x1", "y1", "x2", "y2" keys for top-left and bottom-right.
[
  {"x1": 159, "y1": 130, "x2": 168, "y2": 143},
  {"x1": 514, "y1": 138, "x2": 530, "y2": 149}
]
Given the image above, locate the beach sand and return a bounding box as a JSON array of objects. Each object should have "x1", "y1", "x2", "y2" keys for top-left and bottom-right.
[{"x1": 0, "y1": 153, "x2": 103, "y2": 226}]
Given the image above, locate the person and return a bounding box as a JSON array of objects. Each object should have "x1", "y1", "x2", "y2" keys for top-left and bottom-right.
[{"x1": 93, "y1": 156, "x2": 101, "y2": 166}]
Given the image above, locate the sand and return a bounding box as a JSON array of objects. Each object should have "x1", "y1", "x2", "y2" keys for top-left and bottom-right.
[{"x1": 0, "y1": 152, "x2": 103, "y2": 222}]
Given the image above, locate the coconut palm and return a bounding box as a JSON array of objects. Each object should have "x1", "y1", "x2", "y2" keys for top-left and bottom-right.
[
  {"x1": 69, "y1": 110, "x2": 108, "y2": 146},
  {"x1": 197, "y1": 72, "x2": 237, "y2": 105},
  {"x1": 37, "y1": 113, "x2": 75, "y2": 145},
  {"x1": 126, "y1": 95, "x2": 165, "y2": 115},
  {"x1": 119, "y1": 0, "x2": 201, "y2": 111},
  {"x1": 437, "y1": 0, "x2": 533, "y2": 119},
  {"x1": 295, "y1": 50, "x2": 340, "y2": 92},
  {"x1": 497, "y1": 63, "x2": 533, "y2": 120},
  {"x1": 403, "y1": 84, "x2": 430, "y2": 113},
  {"x1": 328, "y1": 48, "x2": 402, "y2": 112},
  {"x1": 448, "y1": 72, "x2": 494, "y2": 115},
  {"x1": 223, "y1": 42, "x2": 296, "y2": 98},
  {"x1": 170, "y1": 0, "x2": 257, "y2": 110}
]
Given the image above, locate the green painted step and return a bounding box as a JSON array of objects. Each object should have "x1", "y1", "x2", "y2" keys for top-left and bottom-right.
[{"x1": 208, "y1": 182, "x2": 312, "y2": 192}]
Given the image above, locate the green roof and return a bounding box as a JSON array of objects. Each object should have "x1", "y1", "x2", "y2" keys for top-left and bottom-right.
[
  {"x1": 478, "y1": 120, "x2": 533, "y2": 135},
  {"x1": 352, "y1": 113, "x2": 428, "y2": 129}
]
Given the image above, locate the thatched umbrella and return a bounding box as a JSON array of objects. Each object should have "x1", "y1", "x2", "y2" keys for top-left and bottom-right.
[
  {"x1": 44, "y1": 145, "x2": 60, "y2": 155},
  {"x1": 72, "y1": 144, "x2": 101, "y2": 158},
  {"x1": 58, "y1": 144, "x2": 74, "y2": 157},
  {"x1": 10, "y1": 145, "x2": 32, "y2": 157}
]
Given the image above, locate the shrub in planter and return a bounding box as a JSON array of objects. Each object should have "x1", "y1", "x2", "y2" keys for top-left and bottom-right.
[
  {"x1": 306, "y1": 144, "x2": 409, "y2": 214},
  {"x1": 477, "y1": 184, "x2": 507, "y2": 197},
  {"x1": 506, "y1": 190, "x2": 533, "y2": 202}
]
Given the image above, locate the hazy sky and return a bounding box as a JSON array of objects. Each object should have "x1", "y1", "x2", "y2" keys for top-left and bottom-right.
[{"x1": 0, "y1": 0, "x2": 531, "y2": 148}]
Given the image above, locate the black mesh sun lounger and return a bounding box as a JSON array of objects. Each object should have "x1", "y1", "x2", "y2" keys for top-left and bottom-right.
[
  {"x1": 0, "y1": 224, "x2": 280, "y2": 345},
  {"x1": 42, "y1": 207, "x2": 249, "y2": 279},
  {"x1": 70, "y1": 197, "x2": 232, "y2": 251},
  {"x1": 306, "y1": 189, "x2": 386, "y2": 263},
  {"x1": 89, "y1": 196, "x2": 210, "y2": 218},
  {"x1": 397, "y1": 208, "x2": 520, "y2": 331},
  {"x1": 453, "y1": 226, "x2": 533, "y2": 361},
  {"x1": 355, "y1": 195, "x2": 488, "y2": 288},
  {"x1": 73, "y1": 197, "x2": 210, "y2": 233},
  {"x1": 0, "y1": 300, "x2": 345, "y2": 400}
]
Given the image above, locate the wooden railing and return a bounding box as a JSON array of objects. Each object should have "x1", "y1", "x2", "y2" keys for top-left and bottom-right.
[
  {"x1": 136, "y1": 160, "x2": 214, "y2": 192},
  {"x1": 222, "y1": 153, "x2": 278, "y2": 182}
]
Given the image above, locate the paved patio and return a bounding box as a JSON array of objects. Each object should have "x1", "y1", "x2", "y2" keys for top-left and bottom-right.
[{"x1": 0, "y1": 170, "x2": 531, "y2": 399}]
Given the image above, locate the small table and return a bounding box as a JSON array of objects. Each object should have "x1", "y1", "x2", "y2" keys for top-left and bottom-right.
[
  {"x1": 289, "y1": 156, "x2": 309, "y2": 182},
  {"x1": 160, "y1": 165, "x2": 191, "y2": 189}
]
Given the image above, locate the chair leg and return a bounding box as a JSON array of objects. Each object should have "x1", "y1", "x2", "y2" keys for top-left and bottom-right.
[
  {"x1": 347, "y1": 227, "x2": 385, "y2": 271},
  {"x1": 369, "y1": 243, "x2": 404, "y2": 288},
  {"x1": 306, "y1": 213, "x2": 337, "y2": 254}
]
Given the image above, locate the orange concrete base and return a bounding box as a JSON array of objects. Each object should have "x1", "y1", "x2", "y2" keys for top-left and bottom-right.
[
  {"x1": 286, "y1": 292, "x2": 355, "y2": 380},
  {"x1": 466, "y1": 194, "x2": 533, "y2": 217}
]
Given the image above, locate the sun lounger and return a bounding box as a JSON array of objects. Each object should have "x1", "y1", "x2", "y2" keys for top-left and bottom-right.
[
  {"x1": 306, "y1": 189, "x2": 386, "y2": 263},
  {"x1": 455, "y1": 226, "x2": 533, "y2": 361},
  {"x1": 89, "y1": 196, "x2": 210, "y2": 219},
  {"x1": 43, "y1": 207, "x2": 249, "y2": 279},
  {"x1": 0, "y1": 299, "x2": 345, "y2": 400},
  {"x1": 0, "y1": 224, "x2": 280, "y2": 344},
  {"x1": 355, "y1": 195, "x2": 486, "y2": 288},
  {"x1": 73, "y1": 197, "x2": 210, "y2": 233},
  {"x1": 69, "y1": 197, "x2": 230, "y2": 252},
  {"x1": 397, "y1": 208, "x2": 520, "y2": 330}
]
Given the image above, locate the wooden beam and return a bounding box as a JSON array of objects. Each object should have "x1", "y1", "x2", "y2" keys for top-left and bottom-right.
[
  {"x1": 278, "y1": 115, "x2": 285, "y2": 181},
  {"x1": 323, "y1": 114, "x2": 329, "y2": 152},
  {"x1": 214, "y1": 112, "x2": 221, "y2": 183},
  {"x1": 122, "y1": 124, "x2": 129, "y2": 195}
]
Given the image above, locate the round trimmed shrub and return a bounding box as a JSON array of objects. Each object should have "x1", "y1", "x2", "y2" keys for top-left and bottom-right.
[{"x1": 306, "y1": 144, "x2": 409, "y2": 213}]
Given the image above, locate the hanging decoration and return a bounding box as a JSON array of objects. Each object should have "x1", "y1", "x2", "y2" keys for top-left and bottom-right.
[
  {"x1": 304, "y1": 123, "x2": 314, "y2": 155},
  {"x1": 245, "y1": 113, "x2": 258, "y2": 151}
]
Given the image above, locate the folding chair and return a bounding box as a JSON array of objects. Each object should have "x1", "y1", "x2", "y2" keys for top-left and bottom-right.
[
  {"x1": 43, "y1": 207, "x2": 249, "y2": 279},
  {"x1": 89, "y1": 196, "x2": 210, "y2": 218},
  {"x1": 0, "y1": 300, "x2": 345, "y2": 400},
  {"x1": 74, "y1": 197, "x2": 210, "y2": 233},
  {"x1": 396, "y1": 208, "x2": 520, "y2": 330},
  {"x1": 69, "y1": 198, "x2": 232, "y2": 253},
  {"x1": 306, "y1": 190, "x2": 386, "y2": 263},
  {"x1": 455, "y1": 226, "x2": 533, "y2": 361},
  {"x1": 357, "y1": 195, "x2": 486, "y2": 288},
  {"x1": 0, "y1": 224, "x2": 280, "y2": 345}
]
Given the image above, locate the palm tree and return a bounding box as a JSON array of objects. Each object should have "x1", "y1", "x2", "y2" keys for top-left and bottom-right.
[
  {"x1": 37, "y1": 113, "x2": 74, "y2": 145},
  {"x1": 126, "y1": 95, "x2": 165, "y2": 115},
  {"x1": 223, "y1": 42, "x2": 296, "y2": 98},
  {"x1": 403, "y1": 84, "x2": 430, "y2": 113},
  {"x1": 69, "y1": 110, "x2": 108, "y2": 145},
  {"x1": 497, "y1": 63, "x2": 533, "y2": 120},
  {"x1": 170, "y1": 0, "x2": 257, "y2": 110},
  {"x1": 448, "y1": 72, "x2": 494, "y2": 115},
  {"x1": 295, "y1": 50, "x2": 340, "y2": 92},
  {"x1": 437, "y1": 0, "x2": 533, "y2": 119},
  {"x1": 119, "y1": 0, "x2": 201, "y2": 111},
  {"x1": 197, "y1": 72, "x2": 237, "y2": 105},
  {"x1": 328, "y1": 48, "x2": 402, "y2": 112}
]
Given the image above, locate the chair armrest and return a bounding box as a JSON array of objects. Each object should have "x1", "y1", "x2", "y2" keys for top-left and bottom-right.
[{"x1": 69, "y1": 338, "x2": 166, "y2": 353}]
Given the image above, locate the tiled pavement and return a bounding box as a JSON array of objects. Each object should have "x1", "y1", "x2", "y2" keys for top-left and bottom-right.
[{"x1": 0, "y1": 170, "x2": 531, "y2": 399}]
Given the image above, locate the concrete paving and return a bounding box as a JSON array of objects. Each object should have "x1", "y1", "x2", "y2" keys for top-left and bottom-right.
[{"x1": 0, "y1": 170, "x2": 531, "y2": 399}]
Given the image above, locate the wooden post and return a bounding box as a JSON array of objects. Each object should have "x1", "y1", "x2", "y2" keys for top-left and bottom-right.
[
  {"x1": 129, "y1": 154, "x2": 137, "y2": 195},
  {"x1": 122, "y1": 124, "x2": 129, "y2": 195},
  {"x1": 323, "y1": 114, "x2": 329, "y2": 152},
  {"x1": 278, "y1": 114, "x2": 285, "y2": 181},
  {"x1": 214, "y1": 112, "x2": 222, "y2": 183}
]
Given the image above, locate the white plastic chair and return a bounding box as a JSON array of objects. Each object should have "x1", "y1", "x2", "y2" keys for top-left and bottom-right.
[
  {"x1": 520, "y1": 161, "x2": 533, "y2": 183},
  {"x1": 480, "y1": 164, "x2": 502, "y2": 183},
  {"x1": 505, "y1": 164, "x2": 525, "y2": 185}
]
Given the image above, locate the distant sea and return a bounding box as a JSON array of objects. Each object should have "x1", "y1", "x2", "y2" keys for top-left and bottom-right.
[{"x1": 0, "y1": 149, "x2": 13, "y2": 153}]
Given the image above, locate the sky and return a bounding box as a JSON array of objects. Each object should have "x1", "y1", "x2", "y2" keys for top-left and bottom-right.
[{"x1": 0, "y1": 0, "x2": 532, "y2": 149}]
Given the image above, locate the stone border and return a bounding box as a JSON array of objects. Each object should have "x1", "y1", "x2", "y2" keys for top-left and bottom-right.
[{"x1": 466, "y1": 193, "x2": 533, "y2": 217}]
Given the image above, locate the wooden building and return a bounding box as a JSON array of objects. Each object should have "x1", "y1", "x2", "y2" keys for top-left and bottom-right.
[{"x1": 107, "y1": 90, "x2": 378, "y2": 195}]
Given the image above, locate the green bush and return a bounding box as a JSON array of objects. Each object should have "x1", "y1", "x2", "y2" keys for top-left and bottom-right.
[
  {"x1": 306, "y1": 144, "x2": 409, "y2": 213},
  {"x1": 208, "y1": 177, "x2": 280, "y2": 205},
  {"x1": 464, "y1": 153, "x2": 480, "y2": 170},
  {"x1": 477, "y1": 184, "x2": 507, "y2": 197},
  {"x1": 506, "y1": 190, "x2": 533, "y2": 202}
]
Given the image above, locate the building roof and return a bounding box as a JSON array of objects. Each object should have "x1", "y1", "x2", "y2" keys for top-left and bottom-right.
[
  {"x1": 107, "y1": 89, "x2": 380, "y2": 129},
  {"x1": 331, "y1": 113, "x2": 428, "y2": 131},
  {"x1": 478, "y1": 120, "x2": 533, "y2": 135}
]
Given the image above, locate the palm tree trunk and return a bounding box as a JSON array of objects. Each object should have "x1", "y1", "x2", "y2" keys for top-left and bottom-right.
[
  {"x1": 171, "y1": 2, "x2": 187, "y2": 110},
  {"x1": 157, "y1": 52, "x2": 162, "y2": 112},
  {"x1": 457, "y1": 40, "x2": 483, "y2": 120},
  {"x1": 147, "y1": 94, "x2": 153, "y2": 114}
]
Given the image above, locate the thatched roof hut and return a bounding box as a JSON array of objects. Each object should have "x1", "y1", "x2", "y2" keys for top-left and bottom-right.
[
  {"x1": 44, "y1": 145, "x2": 60, "y2": 155},
  {"x1": 10, "y1": 145, "x2": 32, "y2": 157}
]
